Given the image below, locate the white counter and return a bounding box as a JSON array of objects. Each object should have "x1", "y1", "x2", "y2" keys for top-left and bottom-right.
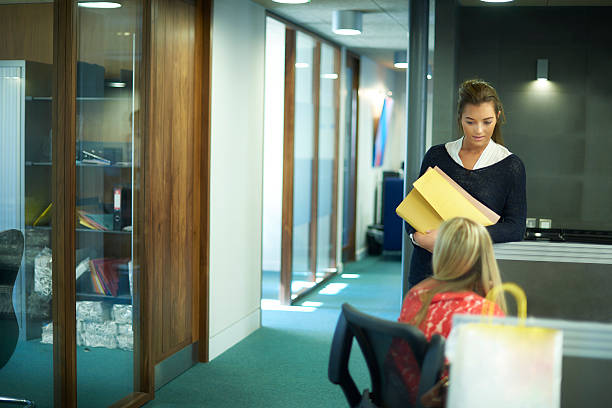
[{"x1": 494, "y1": 241, "x2": 612, "y2": 264}]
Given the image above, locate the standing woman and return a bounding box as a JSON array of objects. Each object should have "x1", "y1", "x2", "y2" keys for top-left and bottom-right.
[{"x1": 407, "y1": 79, "x2": 526, "y2": 287}]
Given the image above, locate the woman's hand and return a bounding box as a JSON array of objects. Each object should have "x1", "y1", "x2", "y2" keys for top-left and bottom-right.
[
  {"x1": 414, "y1": 229, "x2": 438, "y2": 253},
  {"x1": 420, "y1": 375, "x2": 448, "y2": 408}
]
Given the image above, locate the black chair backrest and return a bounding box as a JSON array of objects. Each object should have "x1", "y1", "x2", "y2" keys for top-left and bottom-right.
[
  {"x1": 329, "y1": 303, "x2": 445, "y2": 408},
  {"x1": 0, "y1": 229, "x2": 25, "y2": 369}
]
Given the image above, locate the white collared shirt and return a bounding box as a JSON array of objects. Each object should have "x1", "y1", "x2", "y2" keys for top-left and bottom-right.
[{"x1": 445, "y1": 137, "x2": 512, "y2": 170}]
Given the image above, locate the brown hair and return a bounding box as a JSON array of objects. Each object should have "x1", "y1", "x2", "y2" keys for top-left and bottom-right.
[
  {"x1": 457, "y1": 79, "x2": 506, "y2": 145},
  {"x1": 410, "y1": 218, "x2": 507, "y2": 327}
]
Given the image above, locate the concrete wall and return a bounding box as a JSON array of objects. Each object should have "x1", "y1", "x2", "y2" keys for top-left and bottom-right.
[
  {"x1": 208, "y1": 0, "x2": 265, "y2": 360},
  {"x1": 453, "y1": 6, "x2": 612, "y2": 231}
]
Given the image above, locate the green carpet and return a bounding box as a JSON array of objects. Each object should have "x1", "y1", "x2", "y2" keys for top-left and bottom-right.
[
  {"x1": 145, "y1": 254, "x2": 403, "y2": 407},
  {"x1": 0, "y1": 255, "x2": 402, "y2": 407},
  {"x1": 0, "y1": 341, "x2": 133, "y2": 408}
]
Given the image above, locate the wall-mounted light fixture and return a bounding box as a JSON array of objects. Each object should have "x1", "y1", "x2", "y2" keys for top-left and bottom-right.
[
  {"x1": 78, "y1": 1, "x2": 122, "y2": 8},
  {"x1": 272, "y1": 0, "x2": 310, "y2": 3},
  {"x1": 393, "y1": 50, "x2": 407, "y2": 69},
  {"x1": 332, "y1": 10, "x2": 362, "y2": 36},
  {"x1": 537, "y1": 58, "x2": 549, "y2": 81}
]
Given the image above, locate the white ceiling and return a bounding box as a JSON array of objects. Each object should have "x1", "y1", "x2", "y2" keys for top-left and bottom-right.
[
  {"x1": 251, "y1": 0, "x2": 612, "y2": 69},
  {"x1": 250, "y1": 0, "x2": 410, "y2": 69}
]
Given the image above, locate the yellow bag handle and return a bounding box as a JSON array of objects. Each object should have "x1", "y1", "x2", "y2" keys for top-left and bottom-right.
[{"x1": 484, "y1": 282, "x2": 527, "y2": 324}]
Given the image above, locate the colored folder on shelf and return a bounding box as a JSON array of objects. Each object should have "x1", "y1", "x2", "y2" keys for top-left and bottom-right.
[
  {"x1": 395, "y1": 166, "x2": 500, "y2": 233},
  {"x1": 89, "y1": 258, "x2": 129, "y2": 297}
]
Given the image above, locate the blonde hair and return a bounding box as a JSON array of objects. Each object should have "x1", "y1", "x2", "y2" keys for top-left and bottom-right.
[
  {"x1": 457, "y1": 79, "x2": 506, "y2": 145},
  {"x1": 410, "y1": 217, "x2": 507, "y2": 326}
]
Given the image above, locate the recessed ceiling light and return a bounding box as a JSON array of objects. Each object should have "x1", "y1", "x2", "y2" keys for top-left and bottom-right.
[
  {"x1": 295, "y1": 62, "x2": 309, "y2": 69},
  {"x1": 272, "y1": 0, "x2": 310, "y2": 3},
  {"x1": 480, "y1": 0, "x2": 513, "y2": 3},
  {"x1": 78, "y1": 2, "x2": 122, "y2": 8}
]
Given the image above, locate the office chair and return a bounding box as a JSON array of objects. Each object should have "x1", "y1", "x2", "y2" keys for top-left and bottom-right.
[
  {"x1": 329, "y1": 303, "x2": 445, "y2": 408},
  {"x1": 0, "y1": 229, "x2": 35, "y2": 407}
]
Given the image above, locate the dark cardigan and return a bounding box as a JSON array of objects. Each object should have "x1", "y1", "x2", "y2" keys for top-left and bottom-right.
[{"x1": 407, "y1": 144, "x2": 527, "y2": 287}]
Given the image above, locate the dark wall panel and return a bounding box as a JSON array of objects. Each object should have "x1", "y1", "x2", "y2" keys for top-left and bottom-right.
[{"x1": 457, "y1": 6, "x2": 612, "y2": 231}]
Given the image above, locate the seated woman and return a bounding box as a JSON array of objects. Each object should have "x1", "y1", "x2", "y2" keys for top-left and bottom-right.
[
  {"x1": 399, "y1": 217, "x2": 507, "y2": 339},
  {"x1": 387, "y1": 217, "x2": 507, "y2": 407}
]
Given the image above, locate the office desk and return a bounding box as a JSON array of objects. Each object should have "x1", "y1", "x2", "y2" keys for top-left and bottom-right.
[{"x1": 494, "y1": 241, "x2": 612, "y2": 323}]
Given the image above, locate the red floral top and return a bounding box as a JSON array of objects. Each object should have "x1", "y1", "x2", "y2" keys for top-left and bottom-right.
[{"x1": 398, "y1": 287, "x2": 505, "y2": 340}]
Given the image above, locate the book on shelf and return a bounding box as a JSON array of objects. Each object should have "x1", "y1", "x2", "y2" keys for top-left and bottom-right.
[
  {"x1": 81, "y1": 150, "x2": 111, "y2": 165},
  {"x1": 89, "y1": 258, "x2": 129, "y2": 297},
  {"x1": 396, "y1": 166, "x2": 500, "y2": 233},
  {"x1": 77, "y1": 209, "x2": 114, "y2": 231}
]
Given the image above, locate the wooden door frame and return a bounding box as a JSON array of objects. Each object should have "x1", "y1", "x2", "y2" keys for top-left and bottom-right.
[
  {"x1": 342, "y1": 52, "x2": 359, "y2": 263},
  {"x1": 308, "y1": 41, "x2": 321, "y2": 283},
  {"x1": 195, "y1": 0, "x2": 212, "y2": 365},
  {"x1": 52, "y1": 1, "x2": 77, "y2": 406},
  {"x1": 329, "y1": 47, "x2": 341, "y2": 269},
  {"x1": 50, "y1": 0, "x2": 212, "y2": 405},
  {"x1": 280, "y1": 27, "x2": 296, "y2": 305}
]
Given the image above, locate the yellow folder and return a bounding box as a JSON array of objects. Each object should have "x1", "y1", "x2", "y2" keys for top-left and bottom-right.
[{"x1": 395, "y1": 166, "x2": 500, "y2": 233}]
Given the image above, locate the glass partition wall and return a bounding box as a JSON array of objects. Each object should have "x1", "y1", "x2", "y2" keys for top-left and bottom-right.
[
  {"x1": 0, "y1": 2, "x2": 54, "y2": 406},
  {"x1": 261, "y1": 17, "x2": 285, "y2": 301},
  {"x1": 75, "y1": 1, "x2": 141, "y2": 406},
  {"x1": 315, "y1": 43, "x2": 340, "y2": 282},
  {"x1": 291, "y1": 32, "x2": 316, "y2": 297},
  {"x1": 261, "y1": 16, "x2": 341, "y2": 304},
  {"x1": 0, "y1": 1, "x2": 144, "y2": 407}
]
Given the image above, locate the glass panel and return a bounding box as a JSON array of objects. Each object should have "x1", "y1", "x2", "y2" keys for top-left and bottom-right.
[
  {"x1": 261, "y1": 17, "x2": 286, "y2": 301},
  {"x1": 75, "y1": 1, "x2": 141, "y2": 406},
  {"x1": 291, "y1": 32, "x2": 315, "y2": 298},
  {"x1": 316, "y1": 44, "x2": 337, "y2": 280},
  {"x1": 0, "y1": 2, "x2": 54, "y2": 407},
  {"x1": 342, "y1": 64, "x2": 355, "y2": 249}
]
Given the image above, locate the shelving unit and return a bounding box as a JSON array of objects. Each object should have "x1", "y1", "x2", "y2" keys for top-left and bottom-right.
[{"x1": 11, "y1": 60, "x2": 136, "y2": 340}]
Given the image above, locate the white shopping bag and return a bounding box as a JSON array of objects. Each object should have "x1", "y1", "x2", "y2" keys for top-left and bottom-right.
[{"x1": 445, "y1": 283, "x2": 563, "y2": 408}]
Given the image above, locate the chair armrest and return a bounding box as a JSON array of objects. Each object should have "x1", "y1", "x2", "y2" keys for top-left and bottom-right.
[
  {"x1": 329, "y1": 310, "x2": 361, "y2": 407},
  {"x1": 416, "y1": 334, "x2": 446, "y2": 408}
]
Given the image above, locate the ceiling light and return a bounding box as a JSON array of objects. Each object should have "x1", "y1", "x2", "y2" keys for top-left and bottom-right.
[
  {"x1": 332, "y1": 10, "x2": 362, "y2": 36},
  {"x1": 480, "y1": 0, "x2": 513, "y2": 2},
  {"x1": 393, "y1": 50, "x2": 408, "y2": 69},
  {"x1": 78, "y1": 2, "x2": 122, "y2": 8},
  {"x1": 321, "y1": 73, "x2": 338, "y2": 80},
  {"x1": 295, "y1": 62, "x2": 309, "y2": 69},
  {"x1": 272, "y1": 0, "x2": 310, "y2": 3}
]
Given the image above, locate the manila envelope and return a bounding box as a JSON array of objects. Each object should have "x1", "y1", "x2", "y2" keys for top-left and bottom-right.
[{"x1": 395, "y1": 166, "x2": 500, "y2": 233}]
